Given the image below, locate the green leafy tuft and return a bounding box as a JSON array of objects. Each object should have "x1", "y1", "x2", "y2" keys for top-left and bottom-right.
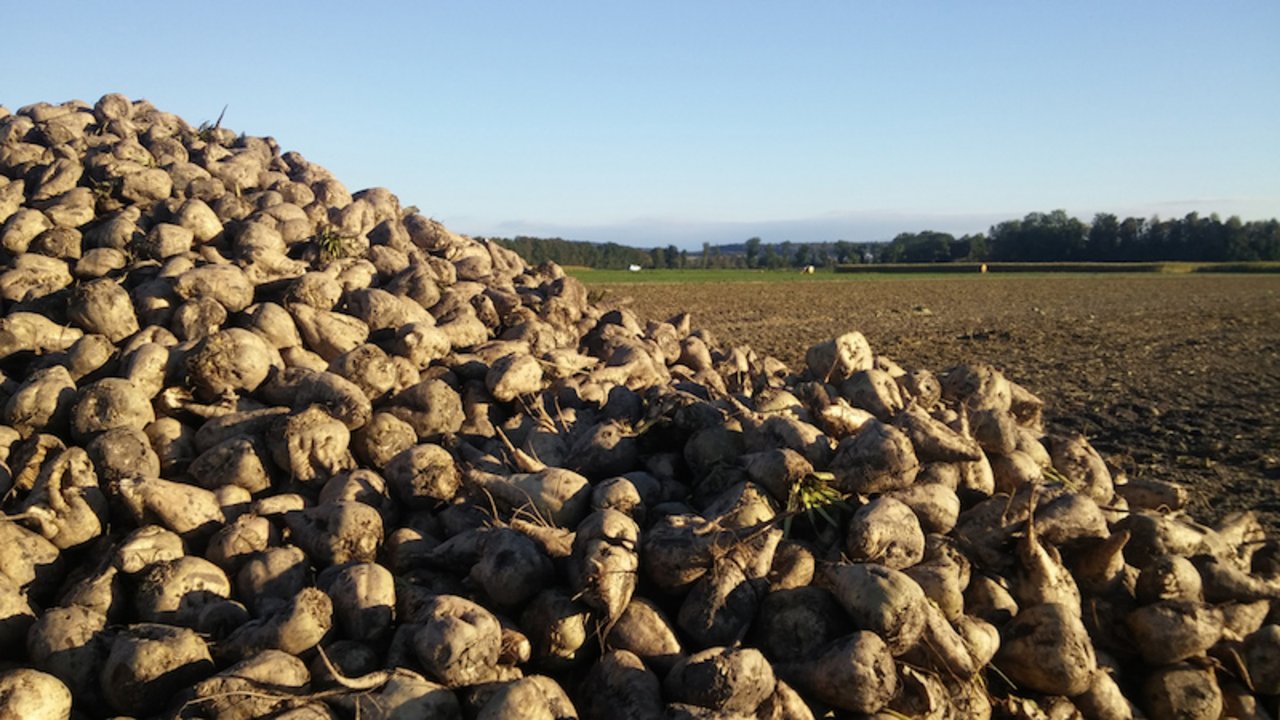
[
  {"x1": 315, "y1": 225, "x2": 353, "y2": 261},
  {"x1": 784, "y1": 471, "x2": 849, "y2": 537}
]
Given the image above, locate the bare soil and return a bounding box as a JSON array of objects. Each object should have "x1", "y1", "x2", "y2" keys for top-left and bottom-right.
[{"x1": 593, "y1": 273, "x2": 1280, "y2": 532}]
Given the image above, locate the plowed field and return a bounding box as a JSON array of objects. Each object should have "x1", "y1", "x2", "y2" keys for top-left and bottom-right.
[{"x1": 588, "y1": 273, "x2": 1280, "y2": 532}]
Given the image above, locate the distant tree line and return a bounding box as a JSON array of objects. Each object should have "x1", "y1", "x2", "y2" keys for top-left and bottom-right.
[
  {"x1": 487, "y1": 236, "x2": 656, "y2": 269},
  {"x1": 985, "y1": 211, "x2": 1280, "y2": 263},
  {"x1": 871, "y1": 211, "x2": 1280, "y2": 264},
  {"x1": 875, "y1": 231, "x2": 988, "y2": 263},
  {"x1": 486, "y1": 211, "x2": 1280, "y2": 269},
  {"x1": 728, "y1": 238, "x2": 886, "y2": 268}
]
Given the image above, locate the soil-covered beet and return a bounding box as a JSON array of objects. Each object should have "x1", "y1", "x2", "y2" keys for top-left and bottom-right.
[
  {"x1": 2, "y1": 94, "x2": 1278, "y2": 720},
  {"x1": 600, "y1": 274, "x2": 1280, "y2": 532}
]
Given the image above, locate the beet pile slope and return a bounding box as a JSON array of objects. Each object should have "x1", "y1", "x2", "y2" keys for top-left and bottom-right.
[{"x1": 0, "y1": 95, "x2": 1276, "y2": 720}]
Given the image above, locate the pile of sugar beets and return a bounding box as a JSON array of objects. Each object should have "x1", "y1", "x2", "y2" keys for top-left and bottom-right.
[{"x1": 0, "y1": 94, "x2": 1277, "y2": 720}]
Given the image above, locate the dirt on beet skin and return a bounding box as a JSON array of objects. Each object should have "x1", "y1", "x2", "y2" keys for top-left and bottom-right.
[{"x1": 592, "y1": 273, "x2": 1280, "y2": 533}]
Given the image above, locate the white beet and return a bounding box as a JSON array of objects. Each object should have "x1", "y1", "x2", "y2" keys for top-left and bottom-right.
[
  {"x1": 819, "y1": 562, "x2": 927, "y2": 656},
  {"x1": 844, "y1": 496, "x2": 925, "y2": 569},
  {"x1": 0, "y1": 668, "x2": 72, "y2": 720},
  {"x1": 995, "y1": 602, "x2": 1097, "y2": 696}
]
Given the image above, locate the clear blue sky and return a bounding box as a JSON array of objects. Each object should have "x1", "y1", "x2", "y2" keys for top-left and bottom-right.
[{"x1": 4, "y1": 1, "x2": 1277, "y2": 249}]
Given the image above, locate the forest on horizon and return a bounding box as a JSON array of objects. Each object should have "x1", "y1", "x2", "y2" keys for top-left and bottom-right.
[{"x1": 486, "y1": 210, "x2": 1280, "y2": 270}]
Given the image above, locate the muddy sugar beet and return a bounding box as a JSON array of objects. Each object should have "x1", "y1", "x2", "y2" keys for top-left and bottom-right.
[{"x1": 0, "y1": 94, "x2": 1278, "y2": 719}]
